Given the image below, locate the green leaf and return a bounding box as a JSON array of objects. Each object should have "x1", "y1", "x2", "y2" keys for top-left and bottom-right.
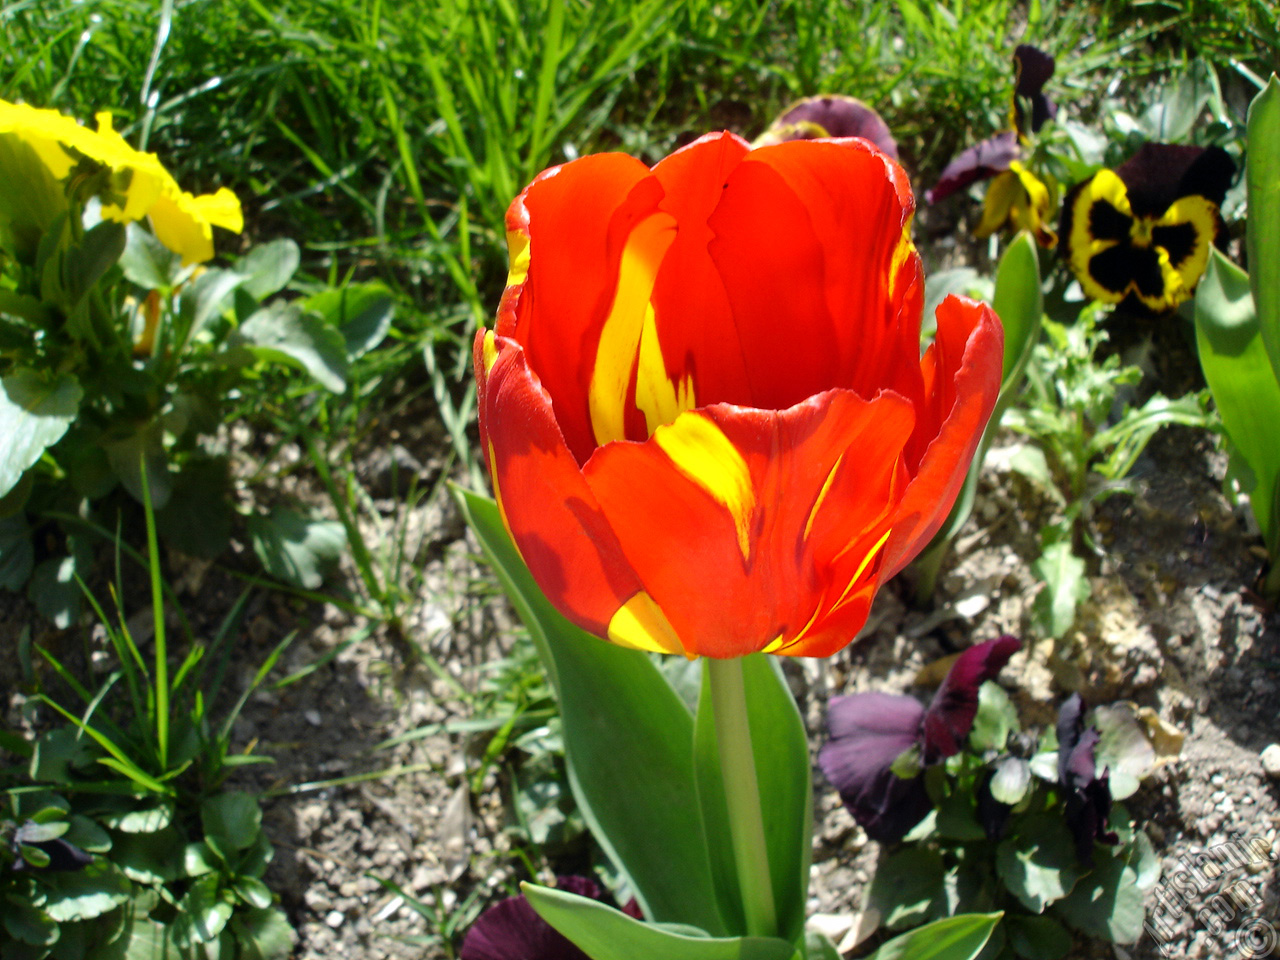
[
  {"x1": 1005, "y1": 914, "x2": 1072, "y2": 960},
  {"x1": 1089, "y1": 705, "x2": 1155, "y2": 801},
  {"x1": 98, "y1": 802, "x2": 175, "y2": 834},
  {"x1": 202, "y1": 792, "x2": 262, "y2": 858},
  {"x1": 0, "y1": 513, "x2": 34, "y2": 590},
  {"x1": 862, "y1": 913, "x2": 1004, "y2": 960},
  {"x1": 102, "y1": 419, "x2": 171, "y2": 510},
  {"x1": 693, "y1": 655, "x2": 811, "y2": 941},
  {"x1": 1052, "y1": 849, "x2": 1144, "y2": 943},
  {"x1": 1195, "y1": 248, "x2": 1280, "y2": 560},
  {"x1": 1246, "y1": 75, "x2": 1280, "y2": 385},
  {"x1": 992, "y1": 232, "x2": 1045, "y2": 386},
  {"x1": 234, "y1": 907, "x2": 296, "y2": 960},
  {"x1": 119, "y1": 223, "x2": 186, "y2": 289},
  {"x1": 454, "y1": 488, "x2": 724, "y2": 933},
  {"x1": 1031, "y1": 541, "x2": 1089, "y2": 639},
  {"x1": 989, "y1": 757, "x2": 1032, "y2": 806},
  {"x1": 28, "y1": 554, "x2": 81, "y2": 629},
  {"x1": 175, "y1": 874, "x2": 233, "y2": 945},
  {"x1": 63, "y1": 220, "x2": 125, "y2": 309},
  {"x1": 110, "y1": 826, "x2": 184, "y2": 884},
  {"x1": 3, "y1": 900, "x2": 60, "y2": 946},
  {"x1": 154, "y1": 456, "x2": 233, "y2": 558},
  {"x1": 0, "y1": 131, "x2": 70, "y2": 260},
  {"x1": 233, "y1": 877, "x2": 274, "y2": 910},
  {"x1": 804, "y1": 930, "x2": 842, "y2": 960},
  {"x1": 231, "y1": 301, "x2": 348, "y2": 392},
  {"x1": 235, "y1": 239, "x2": 300, "y2": 300},
  {"x1": 868, "y1": 847, "x2": 948, "y2": 929},
  {"x1": 969, "y1": 682, "x2": 1020, "y2": 753},
  {"x1": 304, "y1": 282, "x2": 395, "y2": 360},
  {"x1": 0, "y1": 370, "x2": 82, "y2": 499},
  {"x1": 247, "y1": 507, "x2": 345, "y2": 591},
  {"x1": 43, "y1": 861, "x2": 132, "y2": 922},
  {"x1": 524, "y1": 884, "x2": 796, "y2": 960},
  {"x1": 996, "y1": 813, "x2": 1084, "y2": 912}
]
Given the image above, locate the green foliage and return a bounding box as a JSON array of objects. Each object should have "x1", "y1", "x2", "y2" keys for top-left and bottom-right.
[
  {"x1": 0, "y1": 111, "x2": 396, "y2": 614},
  {"x1": 1005, "y1": 307, "x2": 1213, "y2": 637},
  {"x1": 1, "y1": 504, "x2": 293, "y2": 960},
  {"x1": 864, "y1": 687, "x2": 1163, "y2": 959}
]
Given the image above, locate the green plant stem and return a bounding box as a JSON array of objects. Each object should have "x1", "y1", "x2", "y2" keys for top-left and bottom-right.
[{"x1": 706, "y1": 656, "x2": 776, "y2": 938}]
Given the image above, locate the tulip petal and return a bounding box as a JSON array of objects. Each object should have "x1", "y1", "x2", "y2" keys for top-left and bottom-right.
[
  {"x1": 708, "y1": 139, "x2": 925, "y2": 412},
  {"x1": 500, "y1": 153, "x2": 658, "y2": 462},
  {"x1": 583, "y1": 388, "x2": 915, "y2": 659},
  {"x1": 475, "y1": 330, "x2": 654, "y2": 646},
  {"x1": 881, "y1": 294, "x2": 1002, "y2": 577}
]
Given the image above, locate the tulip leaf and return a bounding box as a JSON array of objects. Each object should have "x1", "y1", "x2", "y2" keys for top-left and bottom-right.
[
  {"x1": 454, "y1": 488, "x2": 725, "y2": 934},
  {"x1": 1195, "y1": 248, "x2": 1280, "y2": 561},
  {"x1": 693, "y1": 655, "x2": 811, "y2": 942},
  {"x1": 1247, "y1": 75, "x2": 1280, "y2": 385},
  {"x1": 523, "y1": 884, "x2": 796, "y2": 960},
  {"x1": 861, "y1": 912, "x2": 1004, "y2": 960}
]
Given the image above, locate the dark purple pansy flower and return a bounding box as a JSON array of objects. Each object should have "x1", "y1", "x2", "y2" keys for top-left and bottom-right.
[
  {"x1": 819, "y1": 635, "x2": 1021, "y2": 844},
  {"x1": 1011, "y1": 43, "x2": 1057, "y2": 135},
  {"x1": 1056, "y1": 695, "x2": 1119, "y2": 866},
  {"x1": 461, "y1": 877, "x2": 639, "y2": 960},
  {"x1": 753, "y1": 95, "x2": 898, "y2": 159}
]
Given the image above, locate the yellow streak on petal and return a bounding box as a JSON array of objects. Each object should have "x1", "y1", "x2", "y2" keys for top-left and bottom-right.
[
  {"x1": 653, "y1": 412, "x2": 755, "y2": 563},
  {"x1": 761, "y1": 633, "x2": 789, "y2": 654},
  {"x1": 887, "y1": 220, "x2": 916, "y2": 300},
  {"x1": 588, "y1": 212, "x2": 677, "y2": 445},
  {"x1": 804, "y1": 453, "x2": 845, "y2": 540},
  {"x1": 830, "y1": 527, "x2": 894, "y2": 612},
  {"x1": 481, "y1": 329, "x2": 499, "y2": 375},
  {"x1": 506, "y1": 228, "x2": 531, "y2": 287},
  {"x1": 607, "y1": 591, "x2": 685, "y2": 656},
  {"x1": 635, "y1": 301, "x2": 696, "y2": 435},
  {"x1": 487, "y1": 440, "x2": 513, "y2": 537}
]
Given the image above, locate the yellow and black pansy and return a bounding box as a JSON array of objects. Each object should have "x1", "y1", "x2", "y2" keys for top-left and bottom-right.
[{"x1": 1060, "y1": 144, "x2": 1235, "y2": 314}]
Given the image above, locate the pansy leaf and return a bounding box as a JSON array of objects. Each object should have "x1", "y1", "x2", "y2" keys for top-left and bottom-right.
[
  {"x1": 1247, "y1": 76, "x2": 1280, "y2": 386},
  {"x1": 246, "y1": 507, "x2": 345, "y2": 591},
  {"x1": 304, "y1": 282, "x2": 396, "y2": 360},
  {"x1": 523, "y1": 884, "x2": 795, "y2": 960},
  {"x1": 234, "y1": 239, "x2": 300, "y2": 301},
  {"x1": 869, "y1": 846, "x2": 948, "y2": 930},
  {"x1": 996, "y1": 814, "x2": 1084, "y2": 913},
  {"x1": 1195, "y1": 248, "x2": 1280, "y2": 561},
  {"x1": 861, "y1": 913, "x2": 1004, "y2": 960},
  {"x1": 0, "y1": 370, "x2": 81, "y2": 499},
  {"x1": 120, "y1": 223, "x2": 186, "y2": 290},
  {"x1": 229, "y1": 301, "x2": 348, "y2": 393},
  {"x1": 1005, "y1": 914, "x2": 1072, "y2": 960},
  {"x1": 694, "y1": 655, "x2": 811, "y2": 941},
  {"x1": 455, "y1": 488, "x2": 724, "y2": 934},
  {"x1": 1052, "y1": 848, "x2": 1144, "y2": 944}
]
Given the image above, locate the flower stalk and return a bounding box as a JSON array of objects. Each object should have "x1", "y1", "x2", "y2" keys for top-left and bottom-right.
[{"x1": 706, "y1": 656, "x2": 777, "y2": 938}]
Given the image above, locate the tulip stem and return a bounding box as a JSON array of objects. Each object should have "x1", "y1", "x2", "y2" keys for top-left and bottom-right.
[{"x1": 706, "y1": 656, "x2": 777, "y2": 938}]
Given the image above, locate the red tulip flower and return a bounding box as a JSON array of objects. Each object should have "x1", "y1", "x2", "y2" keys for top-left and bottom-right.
[{"x1": 475, "y1": 132, "x2": 1003, "y2": 659}]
